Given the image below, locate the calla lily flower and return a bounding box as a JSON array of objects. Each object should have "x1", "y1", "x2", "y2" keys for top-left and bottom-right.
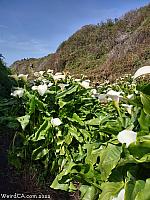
[
  {"x1": 74, "y1": 79, "x2": 81, "y2": 82},
  {"x1": 117, "y1": 130, "x2": 137, "y2": 147},
  {"x1": 18, "y1": 74, "x2": 28, "y2": 82},
  {"x1": 112, "y1": 189, "x2": 125, "y2": 200},
  {"x1": 53, "y1": 73, "x2": 65, "y2": 81},
  {"x1": 133, "y1": 66, "x2": 150, "y2": 79},
  {"x1": 47, "y1": 69, "x2": 54, "y2": 74},
  {"x1": 122, "y1": 104, "x2": 133, "y2": 114},
  {"x1": 98, "y1": 94, "x2": 107, "y2": 103},
  {"x1": 37, "y1": 84, "x2": 48, "y2": 96},
  {"x1": 80, "y1": 80, "x2": 90, "y2": 89},
  {"x1": 38, "y1": 71, "x2": 45, "y2": 76},
  {"x1": 51, "y1": 118, "x2": 62, "y2": 126},
  {"x1": 127, "y1": 94, "x2": 134, "y2": 99},
  {"x1": 31, "y1": 86, "x2": 38, "y2": 91},
  {"x1": 107, "y1": 90, "x2": 122, "y2": 103},
  {"x1": 11, "y1": 88, "x2": 24, "y2": 98},
  {"x1": 47, "y1": 82, "x2": 53, "y2": 88},
  {"x1": 58, "y1": 83, "x2": 69, "y2": 90},
  {"x1": 8, "y1": 74, "x2": 19, "y2": 81},
  {"x1": 34, "y1": 72, "x2": 40, "y2": 77}
]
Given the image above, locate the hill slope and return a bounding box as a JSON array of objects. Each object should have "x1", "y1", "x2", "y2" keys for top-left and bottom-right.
[{"x1": 11, "y1": 4, "x2": 150, "y2": 81}]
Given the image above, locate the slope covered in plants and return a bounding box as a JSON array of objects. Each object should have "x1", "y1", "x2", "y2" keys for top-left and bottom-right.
[{"x1": 11, "y1": 4, "x2": 150, "y2": 81}]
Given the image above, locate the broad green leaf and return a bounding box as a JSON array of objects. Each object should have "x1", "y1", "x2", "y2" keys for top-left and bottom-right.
[
  {"x1": 86, "y1": 115, "x2": 107, "y2": 126},
  {"x1": 68, "y1": 126, "x2": 83, "y2": 142},
  {"x1": 56, "y1": 85, "x2": 78, "y2": 98},
  {"x1": 138, "y1": 110, "x2": 150, "y2": 131},
  {"x1": 17, "y1": 115, "x2": 30, "y2": 130},
  {"x1": 125, "y1": 180, "x2": 145, "y2": 200},
  {"x1": 98, "y1": 144, "x2": 122, "y2": 181},
  {"x1": 79, "y1": 129, "x2": 91, "y2": 141},
  {"x1": 72, "y1": 113, "x2": 84, "y2": 126},
  {"x1": 80, "y1": 185, "x2": 97, "y2": 200},
  {"x1": 140, "y1": 93, "x2": 150, "y2": 115},
  {"x1": 31, "y1": 119, "x2": 49, "y2": 141},
  {"x1": 51, "y1": 162, "x2": 75, "y2": 191},
  {"x1": 129, "y1": 140, "x2": 150, "y2": 159},
  {"x1": 58, "y1": 99, "x2": 67, "y2": 108},
  {"x1": 86, "y1": 118, "x2": 100, "y2": 126},
  {"x1": 135, "y1": 179, "x2": 150, "y2": 200},
  {"x1": 32, "y1": 147, "x2": 49, "y2": 160},
  {"x1": 98, "y1": 182, "x2": 124, "y2": 200}
]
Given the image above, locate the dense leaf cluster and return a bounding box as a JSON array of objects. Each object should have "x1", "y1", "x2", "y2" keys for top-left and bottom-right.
[{"x1": 9, "y1": 70, "x2": 150, "y2": 200}]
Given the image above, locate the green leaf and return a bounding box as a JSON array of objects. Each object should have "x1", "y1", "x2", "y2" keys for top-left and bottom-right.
[
  {"x1": 56, "y1": 85, "x2": 78, "y2": 98},
  {"x1": 72, "y1": 113, "x2": 84, "y2": 126},
  {"x1": 135, "y1": 178, "x2": 150, "y2": 200},
  {"x1": 98, "y1": 182, "x2": 124, "y2": 200},
  {"x1": 98, "y1": 144, "x2": 122, "y2": 181},
  {"x1": 140, "y1": 93, "x2": 150, "y2": 115},
  {"x1": 58, "y1": 99, "x2": 67, "y2": 108},
  {"x1": 125, "y1": 180, "x2": 145, "y2": 200},
  {"x1": 32, "y1": 147, "x2": 49, "y2": 160},
  {"x1": 17, "y1": 115, "x2": 30, "y2": 130},
  {"x1": 30, "y1": 119, "x2": 52, "y2": 141},
  {"x1": 129, "y1": 140, "x2": 150, "y2": 159},
  {"x1": 138, "y1": 110, "x2": 150, "y2": 131},
  {"x1": 51, "y1": 162, "x2": 75, "y2": 191},
  {"x1": 80, "y1": 185, "x2": 97, "y2": 200},
  {"x1": 68, "y1": 126, "x2": 83, "y2": 142}
]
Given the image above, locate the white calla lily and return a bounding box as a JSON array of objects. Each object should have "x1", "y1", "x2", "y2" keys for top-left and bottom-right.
[
  {"x1": 53, "y1": 74, "x2": 65, "y2": 81},
  {"x1": 122, "y1": 104, "x2": 133, "y2": 114},
  {"x1": 18, "y1": 74, "x2": 28, "y2": 82},
  {"x1": 58, "y1": 83, "x2": 69, "y2": 91},
  {"x1": 47, "y1": 82, "x2": 53, "y2": 88},
  {"x1": 37, "y1": 84, "x2": 48, "y2": 96},
  {"x1": 47, "y1": 69, "x2": 54, "y2": 74},
  {"x1": 107, "y1": 90, "x2": 122, "y2": 103},
  {"x1": 98, "y1": 94, "x2": 107, "y2": 103},
  {"x1": 117, "y1": 130, "x2": 137, "y2": 147},
  {"x1": 11, "y1": 88, "x2": 24, "y2": 98},
  {"x1": 112, "y1": 189, "x2": 125, "y2": 200},
  {"x1": 38, "y1": 71, "x2": 45, "y2": 76},
  {"x1": 127, "y1": 94, "x2": 134, "y2": 99},
  {"x1": 31, "y1": 86, "x2": 38, "y2": 91},
  {"x1": 51, "y1": 118, "x2": 62, "y2": 126},
  {"x1": 74, "y1": 79, "x2": 81, "y2": 82},
  {"x1": 34, "y1": 72, "x2": 40, "y2": 77},
  {"x1": 8, "y1": 74, "x2": 19, "y2": 81},
  {"x1": 134, "y1": 66, "x2": 150, "y2": 79},
  {"x1": 80, "y1": 80, "x2": 90, "y2": 89}
]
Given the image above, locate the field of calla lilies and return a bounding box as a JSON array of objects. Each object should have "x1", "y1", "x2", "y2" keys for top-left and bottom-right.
[{"x1": 8, "y1": 66, "x2": 150, "y2": 200}]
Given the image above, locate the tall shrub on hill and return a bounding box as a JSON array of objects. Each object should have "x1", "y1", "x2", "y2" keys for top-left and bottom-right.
[{"x1": 0, "y1": 56, "x2": 13, "y2": 97}]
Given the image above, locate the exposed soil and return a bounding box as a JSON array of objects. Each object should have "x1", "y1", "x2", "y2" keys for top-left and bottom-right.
[{"x1": 0, "y1": 128, "x2": 78, "y2": 200}]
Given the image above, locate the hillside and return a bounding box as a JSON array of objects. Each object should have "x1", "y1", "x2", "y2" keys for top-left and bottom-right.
[{"x1": 11, "y1": 4, "x2": 150, "y2": 81}]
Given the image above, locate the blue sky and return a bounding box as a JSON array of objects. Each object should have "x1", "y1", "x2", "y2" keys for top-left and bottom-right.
[{"x1": 0, "y1": 0, "x2": 150, "y2": 66}]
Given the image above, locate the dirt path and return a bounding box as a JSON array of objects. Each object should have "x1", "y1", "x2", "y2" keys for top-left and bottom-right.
[{"x1": 0, "y1": 128, "x2": 76, "y2": 200}]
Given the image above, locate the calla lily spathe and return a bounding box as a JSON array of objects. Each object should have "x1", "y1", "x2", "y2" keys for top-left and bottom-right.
[
  {"x1": 122, "y1": 104, "x2": 133, "y2": 114},
  {"x1": 51, "y1": 118, "x2": 62, "y2": 126},
  {"x1": 117, "y1": 130, "x2": 137, "y2": 147},
  {"x1": 112, "y1": 189, "x2": 125, "y2": 200},
  {"x1": 32, "y1": 84, "x2": 48, "y2": 96},
  {"x1": 107, "y1": 90, "x2": 122, "y2": 103},
  {"x1": 80, "y1": 80, "x2": 90, "y2": 89},
  {"x1": 11, "y1": 88, "x2": 24, "y2": 98},
  {"x1": 134, "y1": 66, "x2": 150, "y2": 79},
  {"x1": 53, "y1": 73, "x2": 65, "y2": 81},
  {"x1": 37, "y1": 84, "x2": 48, "y2": 96},
  {"x1": 18, "y1": 74, "x2": 28, "y2": 82}
]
